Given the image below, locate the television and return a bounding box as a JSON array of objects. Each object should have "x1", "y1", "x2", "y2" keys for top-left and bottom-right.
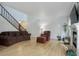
[{"x1": 70, "y1": 5, "x2": 78, "y2": 24}]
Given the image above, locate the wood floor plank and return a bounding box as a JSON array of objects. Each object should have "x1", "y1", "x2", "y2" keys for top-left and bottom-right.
[{"x1": 0, "y1": 37, "x2": 66, "y2": 56}]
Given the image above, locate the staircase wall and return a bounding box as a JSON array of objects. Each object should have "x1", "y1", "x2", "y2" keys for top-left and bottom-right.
[
  {"x1": 0, "y1": 4, "x2": 28, "y2": 33},
  {"x1": 0, "y1": 15, "x2": 18, "y2": 33}
]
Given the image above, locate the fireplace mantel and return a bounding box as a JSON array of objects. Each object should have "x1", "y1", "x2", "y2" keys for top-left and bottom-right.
[{"x1": 71, "y1": 23, "x2": 79, "y2": 56}]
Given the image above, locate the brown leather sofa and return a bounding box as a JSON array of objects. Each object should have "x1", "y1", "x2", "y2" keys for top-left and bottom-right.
[
  {"x1": 37, "y1": 31, "x2": 50, "y2": 43},
  {"x1": 0, "y1": 31, "x2": 31, "y2": 46}
]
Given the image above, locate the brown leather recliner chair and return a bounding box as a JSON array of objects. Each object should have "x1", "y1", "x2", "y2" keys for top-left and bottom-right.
[
  {"x1": 37, "y1": 31, "x2": 50, "y2": 43},
  {"x1": 44, "y1": 31, "x2": 50, "y2": 41},
  {"x1": 37, "y1": 36, "x2": 47, "y2": 43}
]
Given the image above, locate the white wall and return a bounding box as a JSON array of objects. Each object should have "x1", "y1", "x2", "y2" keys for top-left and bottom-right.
[
  {"x1": 4, "y1": 5, "x2": 28, "y2": 22},
  {"x1": 27, "y1": 16, "x2": 40, "y2": 37},
  {"x1": 0, "y1": 16, "x2": 17, "y2": 33},
  {"x1": 27, "y1": 16, "x2": 68, "y2": 39},
  {"x1": 0, "y1": 5, "x2": 28, "y2": 33}
]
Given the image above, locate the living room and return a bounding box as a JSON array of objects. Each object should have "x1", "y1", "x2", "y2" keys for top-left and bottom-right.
[{"x1": 0, "y1": 2, "x2": 78, "y2": 56}]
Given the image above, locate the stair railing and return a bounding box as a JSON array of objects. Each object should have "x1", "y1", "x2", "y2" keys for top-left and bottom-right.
[{"x1": 0, "y1": 4, "x2": 26, "y2": 31}]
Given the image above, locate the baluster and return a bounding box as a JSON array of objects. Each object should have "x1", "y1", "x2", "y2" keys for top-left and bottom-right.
[
  {"x1": 0, "y1": 4, "x2": 26, "y2": 31},
  {"x1": 5, "y1": 10, "x2": 7, "y2": 18},
  {"x1": 4, "y1": 9, "x2": 6, "y2": 17},
  {"x1": 0, "y1": 5, "x2": 1, "y2": 15},
  {"x1": 2, "y1": 7, "x2": 5, "y2": 16},
  {"x1": 6, "y1": 11, "x2": 9, "y2": 20},
  {"x1": 1, "y1": 7, "x2": 3, "y2": 15},
  {"x1": 2, "y1": 7, "x2": 5, "y2": 17}
]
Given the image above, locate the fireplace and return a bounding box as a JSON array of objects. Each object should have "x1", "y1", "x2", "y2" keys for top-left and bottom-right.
[{"x1": 73, "y1": 31, "x2": 77, "y2": 48}]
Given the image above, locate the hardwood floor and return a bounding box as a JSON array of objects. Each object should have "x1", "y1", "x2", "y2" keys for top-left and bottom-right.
[{"x1": 0, "y1": 37, "x2": 67, "y2": 56}]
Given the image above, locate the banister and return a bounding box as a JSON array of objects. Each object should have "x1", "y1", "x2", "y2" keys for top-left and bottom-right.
[{"x1": 0, "y1": 4, "x2": 26, "y2": 31}]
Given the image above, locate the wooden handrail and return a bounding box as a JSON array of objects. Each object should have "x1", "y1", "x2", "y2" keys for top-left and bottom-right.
[{"x1": 0, "y1": 4, "x2": 26, "y2": 31}]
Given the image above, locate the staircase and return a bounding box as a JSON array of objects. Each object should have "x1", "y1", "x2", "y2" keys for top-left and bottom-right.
[
  {"x1": 0, "y1": 4, "x2": 26, "y2": 31},
  {"x1": 0, "y1": 4, "x2": 31, "y2": 46}
]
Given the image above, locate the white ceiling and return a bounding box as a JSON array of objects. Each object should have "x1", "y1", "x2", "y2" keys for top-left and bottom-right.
[
  {"x1": 4, "y1": 2, "x2": 74, "y2": 17},
  {"x1": 3, "y1": 2, "x2": 75, "y2": 25}
]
